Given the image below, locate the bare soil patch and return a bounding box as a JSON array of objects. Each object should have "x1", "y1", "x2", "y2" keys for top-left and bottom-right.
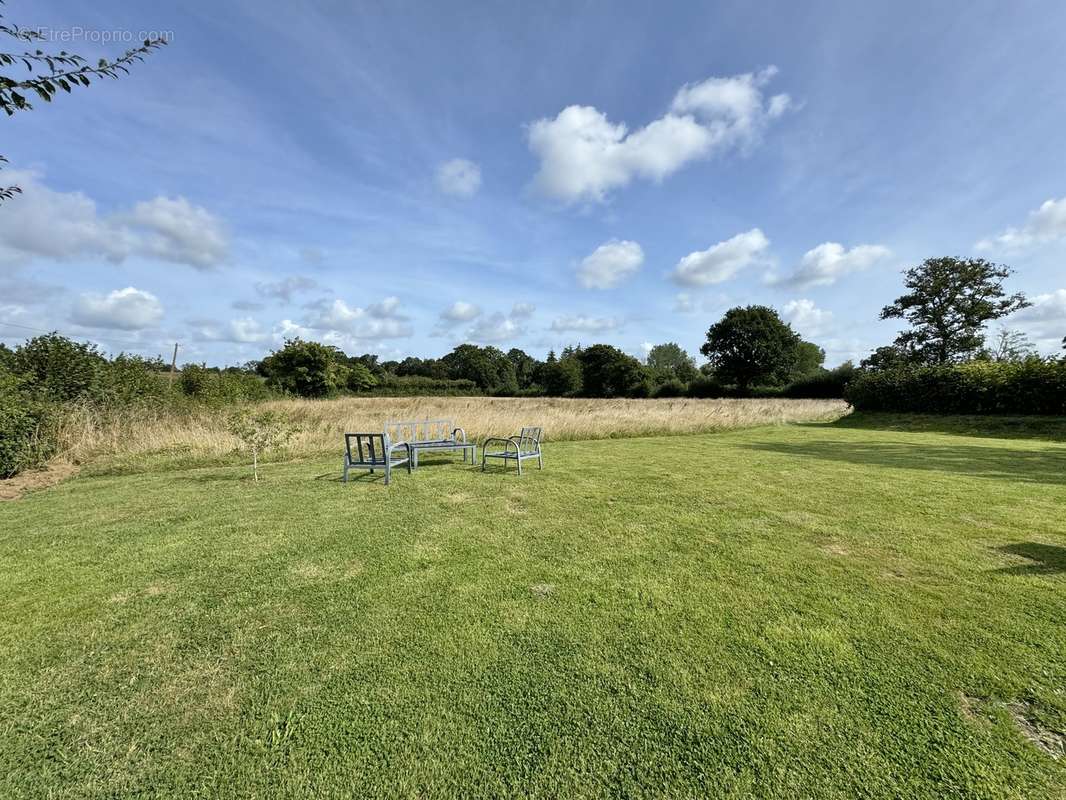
[{"x1": 0, "y1": 460, "x2": 78, "y2": 501}]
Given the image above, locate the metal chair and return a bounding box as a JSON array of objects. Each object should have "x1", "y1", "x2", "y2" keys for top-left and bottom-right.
[
  {"x1": 343, "y1": 432, "x2": 411, "y2": 485},
  {"x1": 481, "y1": 426, "x2": 543, "y2": 476}
]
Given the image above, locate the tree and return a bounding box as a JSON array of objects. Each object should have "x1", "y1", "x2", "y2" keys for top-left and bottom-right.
[
  {"x1": 646, "y1": 342, "x2": 698, "y2": 384},
  {"x1": 982, "y1": 327, "x2": 1036, "y2": 363},
  {"x1": 259, "y1": 339, "x2": 350, "y2": 398},
  {"x1": 791, "y1": 341, "x2": 826, "y2": 379},
  {"x1": 1, "y1": 3, "x2": 167, "y2": 200},
  {"x1": 345, "y1": 362, "x2": 377, "y2": 392},
  {"x1": 880, "y1": 257, "x2": 1030, "y2": 364},
  {"x1": 860, "y1": 344, "x2": 918, "y2": 371},
  {"x1": 576, "y1": 344, "x2": 649, "y2": 398},
  {"x1": 227, "y1": 409, "x2": 298, "y2": 482},
  {"x1": 700, "y1": 306, "x2": 801, "y2": 391},
  {"x1": 539, "y1": 356, "x2": 582, "y2": 396},
  {"x1": 506, "y1": 348, "x2": 540, "y2": 391},
  {"x1": 441, "y1": 344, "x2": 517, "y2": 394}
]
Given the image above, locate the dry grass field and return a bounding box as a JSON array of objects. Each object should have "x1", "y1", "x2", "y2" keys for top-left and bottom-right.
[{"x1": 53, "y1": 396, "x2": 849, "y2": 473}]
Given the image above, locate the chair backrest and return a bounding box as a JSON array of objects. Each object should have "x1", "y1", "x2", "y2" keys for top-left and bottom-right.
[
  {"x1": 518, "y1": 426, "x2": 542, "y2": 453},
  {"x1": 345, "y1": 432, "x2": 389, "y2": 465},
  {"x1": 385, "y1": 419, "x2": 454, "y2": 444}
]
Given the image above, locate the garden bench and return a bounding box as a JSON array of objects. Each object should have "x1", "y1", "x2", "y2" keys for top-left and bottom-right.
[
  {"x1": 343, "y1": 432, "x2": 411, "y2": 486},
  {"x1": 384, "y1": 419, "x2": 475, "y2": 469},
  {"x1": 481, "y1": 426, "x2": 543, "y2": 475}
]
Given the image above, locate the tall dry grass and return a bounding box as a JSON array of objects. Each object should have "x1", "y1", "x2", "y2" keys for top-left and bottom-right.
[{"x1": 56, "y1": 396, "x2": 849, "y2": 473}]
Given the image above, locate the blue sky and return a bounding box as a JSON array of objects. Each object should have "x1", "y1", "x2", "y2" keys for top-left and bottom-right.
[{"x1": 2, "y1": 0, "x2": 1065, "y2": 367}]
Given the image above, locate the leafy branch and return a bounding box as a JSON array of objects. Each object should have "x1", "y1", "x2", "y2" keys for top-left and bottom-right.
[{"x1": 0, "y1": 1, "x2": 166, "y2": 202}]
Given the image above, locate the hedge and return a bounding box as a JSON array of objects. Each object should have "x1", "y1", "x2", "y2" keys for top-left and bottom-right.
[{"x1": 844, "y1": 359, "x2": 1066, "y2": 415}]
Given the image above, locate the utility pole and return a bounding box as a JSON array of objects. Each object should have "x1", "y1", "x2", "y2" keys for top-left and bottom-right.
[{"x1": 169, "y1": 342, "x2": 179, "y2": 385}]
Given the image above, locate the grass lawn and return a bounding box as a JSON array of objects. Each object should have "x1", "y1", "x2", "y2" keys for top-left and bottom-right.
[{"x1": 1, "y1": 416, "x2": 1065, "y2": 798}]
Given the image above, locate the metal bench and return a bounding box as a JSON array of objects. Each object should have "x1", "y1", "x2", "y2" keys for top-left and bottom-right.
[
  {"x1": 481, "y1": 426, "x2": 543, "y2": 475},
  {"x1": 384, "y1": 418, "x2": 475, "y2": 469},
  {"x1": 343, "y1": 432, "x2": 411, "y2": 485}
]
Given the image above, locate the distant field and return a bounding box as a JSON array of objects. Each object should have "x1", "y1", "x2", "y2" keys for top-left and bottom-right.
[
  {"x1": 57, "y1": 396, "x2": 848, "y2": 473},
  {"x1": 0, "y1": 415, "x2": 1064, "y2": 797}
]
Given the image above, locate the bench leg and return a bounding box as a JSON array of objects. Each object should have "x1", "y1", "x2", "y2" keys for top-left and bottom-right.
[
  {"x1": 538, "y1": 452, "x2": 543, "y2": 470},
  {"x1": 385, "y1": 462, "x2": 391, "y2": 486},
  {"x1": 343, "y1": 459, "x2": 349, "y2": 483},
  {"x1": 517, "y1": 456, "x2": 522, "y2": 476}
]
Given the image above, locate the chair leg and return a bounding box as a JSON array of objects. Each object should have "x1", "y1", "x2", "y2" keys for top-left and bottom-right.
[
  {"x1": 538, "y1": 452, "x2": 543, "y2": 469},
  {"x1": 385, "y1": 463, "x2": 391, "y2": 486}
]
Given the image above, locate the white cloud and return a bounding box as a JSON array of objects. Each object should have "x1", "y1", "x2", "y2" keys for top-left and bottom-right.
[
  {"x1": 577, "y1": 239, "x2": 644, "y2": 289},
  {"x1": 125, "y1": 196, "x2": 229, "y2": 269},
  {"x1": 549, "y1": 315, "x2": 622, "y2": 333},
  {"x1": 255, "y1": 276, "x2": 318, "y2": 303},
  {"x1": 977, "y1": 197, "x2": 1066, "y2": 251},
  {"x1": 782, "y1": 298, "x2": 834, "y2": 337},
  {"x1": 439, "y1": 300, "x2": 482, "y2": 323},
  {"x1": 671, "y1": 228, "x2": 769, "y2": 286},
  {"x1": 71, "y1": 287, "x2": 163, "y2": 330},
  {"x1": 1010, "y1": 289, "x2": 1066, "y2": 350},
  {"x1": 528, "y1": 67, "x2": 791, "y2": 204},
  {"x1": 466, "y1": 312, "x2": 524, "y2": 344},
  {"x1": 273, "y1": 319, "x2": 314, "y2": 341},
  {"x1": 0, "y1": 170, "x2": 228, "y2": 269},
  {"x1": 674, "y1": 293, "x2": 696, "y2": 313},
  {"x1": 304, "y1": 297, "x2": 413, "y2": 340},
  {"x1": 436, "y1": 158, "x2": 482, "y2": 198},
  {"x1": 368, "y1": 296, "x2": 408, "y2": 320},
  {"x1": 191, "y1": 317, "x2": 269, "y2": 343},
  {"x1": 775, "y1": 242, "x2": 891, "y2": 288}
]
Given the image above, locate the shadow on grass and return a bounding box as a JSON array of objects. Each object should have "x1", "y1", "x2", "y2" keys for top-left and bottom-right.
[
  {"x1": 742, "y1": 439, "x2": 1066, "y2": 486},
  {"x1": 994, "y1": 543, "x2": 1066, "y2": 576},
  {"x1": 810, "y1": 412, "x2": 1066, "y2": 443}
]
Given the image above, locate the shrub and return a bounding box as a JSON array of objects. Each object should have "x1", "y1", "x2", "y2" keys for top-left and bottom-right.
[
  {"x1": 346, "y1": 363, "x2": 377, "y2": 392},
  {"x1": 260, "y1": 339, "x2": 350, "y2": 398},
  {"x1": 14, "y1": 334, "x2": 106, "y2": 401},
  {"x1": 359, "y1": 375, "x2": 480, "y2": 397},
  {"x1": 845, "y1": 359, "x2": 1066, "y2": 415},
  {"x1": 782, "y1": 362, "x2": 856, "y2": 399},
  {"x1": 96, "y1": 354, "x2": 171, "y2": 404},
  {"x1": 0, "y1": 372, "x2": 53, "y2": 478},
  {"x1": 653, "y1": 379, "x2": 688, "y2": 398},
  {"x1": 688, "y1": 376, "x2": 727, "y2": 398},
  {"x1": 177, "y1": 364, "x2": 270, "y2": 404}
]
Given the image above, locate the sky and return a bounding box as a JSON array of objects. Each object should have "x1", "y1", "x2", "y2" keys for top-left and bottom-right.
[{"x1": 2, "y1": 0, "x2": 1065, "y2": 368}]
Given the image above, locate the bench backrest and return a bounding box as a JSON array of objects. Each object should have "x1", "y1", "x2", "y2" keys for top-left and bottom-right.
[
  {"x1": 518, "y1": 426, "x2": 542, "y2": 454},
  {"x1": 385, "y1": 419, "x2": 454, "y2": 445},
  {"x1": 345, "y1": 432, "x2": 390, "y2": 466}
]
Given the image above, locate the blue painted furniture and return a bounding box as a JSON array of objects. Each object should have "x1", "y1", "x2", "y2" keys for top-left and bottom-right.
[
  {"x1": 343, "y1": 432, "x2": 411, "y2": 485},
  {"x1": 385, "y1": 419, "x2": 475, "y2": 468},
  {"x1": 481, "y1": 426, "x2": 543, "y2": 475}
]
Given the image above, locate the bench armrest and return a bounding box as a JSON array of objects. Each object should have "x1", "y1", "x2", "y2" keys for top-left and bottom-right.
[
  {"x1": 452, "y1": 427, "x2": 467, "y2": 443},
  {"x1": 483, "y1": 436, "x2": 519, "y2": 455}
]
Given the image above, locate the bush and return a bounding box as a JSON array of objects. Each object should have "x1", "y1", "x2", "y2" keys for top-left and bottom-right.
[
  {"x1": 0, "y1": 372, "x2": 53, "y2": 478},
  {"x1": 652, "y1": 379, "x2": 688, "y2": 398},
  {"x1": 782, "y1": 362, "x2": 856, "y2": 399},
  {"x1": 845, "y1": 359, "x2": 1066, "y2": 414},
  {"x1": 359, "y1": 375, "x2": 480, "y2": 397},
  {"x1": 14, "y1": 334, "x2": 106, "y2": 401},
  {"x1": 179, "y1": 364, "x2": 271, "y2": 404}
]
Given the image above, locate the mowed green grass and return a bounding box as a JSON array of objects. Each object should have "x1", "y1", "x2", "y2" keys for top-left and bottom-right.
[{"x1": 1, "y1": 417, "x2": 1065, "y2": 799}]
